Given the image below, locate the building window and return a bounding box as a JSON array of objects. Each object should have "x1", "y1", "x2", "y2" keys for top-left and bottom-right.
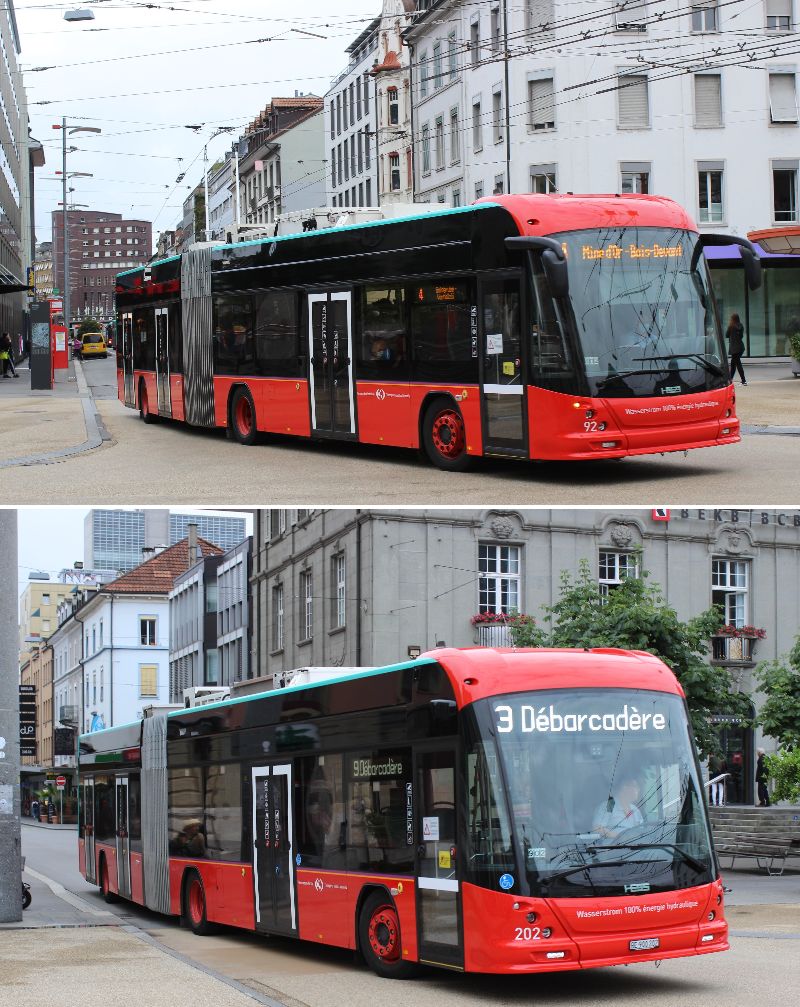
[
  {"x1": 450, "y1": 107, "x2": 460, "y2": 162},
  {"x1": 364, "y1": 73, "x2": 370, "y2": 114},
  {"x1": 694, "y1": 73, "x2": 723, "y2": 127},
  {"x1": 300, "y1": 570, "x2": 313, "y2": 641},
  {"x1": 598, "y1": 551, "x2": 640, "y2": 600},
  {"x1": 388, "y1": 86, "x2": 399, "y2": 125},
  {"x1": 492, "y1": 89, "x2": 504, "y2": 142},
  {"x1": 475, "y1": 181, "x2": 484, "y2": 199},
  {"x1": 773, "y1": 162, "x2": 798, "y2": 221},
  {"x1": 527, "y1": 0, "x2": 555, "y2": 30},
  {"x1": 617, "y1": 73, "x2": 650, "y2": 127},
  {"x1": 617, "y1": 0, "x2": 650, "y2": 29},
  {"x1": 470, "y1": 18, "x2": 480, "y2": 65},
  {"x1": 493, "y1": 174, "x2": 505, "y2": 194},
  {"x1": 140, "y1": 616, "x2": 156, "y2": 646},
  {"x1": 452, "y1": 187, "x2": 461, "y2": 206},
  {"x1": 448, "y1": 31, "x2": 458, "y2": 80},
  {"x1": 691, "y1": 1, "x2": 718, "y2": 31},
  {"x1": 529, "y1": 76, "x2": 555, "y2": 130},
  {"x1": 698, "y1": 165, "x2": 724, "y2": 222},
  {"x1": 479, "y1": 544, "x2": 521, "y2": 614},
  {"x1": 421, "y1": 124, "x2": 431, "y2": 173},
  {"x1": 531, "y1": 165, "x2": 557, "y2": 192},
  {"x1": 472, "y1": 99, "x2": 483, "y2": 151},
  {"x1": 331, "y1": 553, "x2": 346, "y2": 629},
  {"x1": 272, "y1": 583, "x2": 284, "y2": 652},
  {"x1": 139, "y1": 664, "x2": 158, "y2": 697},
  {"x1": 433, "y1": 41, "x2": 442, "y2": 90},
  {"x1": 491, "y1": 6, "x2": 501, "y2": 52},
  {"x1": 769, "y1": 72, "x2": 798, "y2": 122},
  {"x1": 711, "y1": 559, "x2": 749, "y2": 626},
  {"x1": 420, "y1": 49, "x2": 428, "y2": 97},
  {"x1": 329, "y1": 100, "x2": 335, "y2": 139},
  {"x1": 766, "y1": 0, "x2": 792, "y2": 30},
  {"x1": 620, "y1": 162, "x2": 650, "y2": 193},
  {"x1": 435, "y1": 116, "x2": 445, "y2": 169},
  {"x1": 390, "y1": 153, "x2": 401, "y2": 190}
]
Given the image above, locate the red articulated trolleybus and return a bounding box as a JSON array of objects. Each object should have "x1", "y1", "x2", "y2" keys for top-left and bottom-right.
[
  {"x1": 78, "y1": 648, "x2": 727, "y2": 977},
  {"x1": 115, "y1": 194, "x2": 761, "y2": 470}
]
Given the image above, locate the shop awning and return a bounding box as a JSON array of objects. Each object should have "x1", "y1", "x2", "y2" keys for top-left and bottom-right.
[{"x1": 0, "y1": 263, "x2": 32, "y2": 294}]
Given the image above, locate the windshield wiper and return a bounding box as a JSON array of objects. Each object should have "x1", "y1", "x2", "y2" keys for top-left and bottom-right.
[
  {"x1": 541, "y1": 859, "x2": 636, "y2": 886},
  {"x1": 587, "y1": 843, "x2": 708, "y2": 874},
  {"x1": 633, "y1": 353, "x2": 724, "y2": 378}
]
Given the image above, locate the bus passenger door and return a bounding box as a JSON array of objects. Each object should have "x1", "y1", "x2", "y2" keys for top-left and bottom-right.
[
  {"x1": 121, "y1": 312, "x2": 135, "y2": 408},
  {"x1": 84, "y1": 777, "x2": 96, "y2": 883},
  {"x1": 115, "y1": 776, "x2": 131, "y2": 899},
  {"x1": 307, "y1": 292, "x2": 356, "y2": 438},
  {"x1": 251, "y1": 764, "x2": 297, "y2": 935},
  {"x1": 415, "y1": 747, "x2": 463, "y2": 970},
  {"x1": 154, "y1": 308, "x2": 172, "y2": 417},
  {"x1": 479, "y1": 276, "x2": 528, "y2": 457}
]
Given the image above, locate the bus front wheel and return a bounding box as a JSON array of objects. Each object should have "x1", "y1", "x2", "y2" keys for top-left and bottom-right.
[
  {"x1": 422, "y1": 399, "x2": 470, "y2": 471},
  {"x1": 230, "y1": 387, "x2": 257, "y2": 446},
  {"x1": 183, "y1": 870, "x2": 215, "y2": 936},
  {"x1": 358, "y1": 891, "x2": 420, "y2": 979}
]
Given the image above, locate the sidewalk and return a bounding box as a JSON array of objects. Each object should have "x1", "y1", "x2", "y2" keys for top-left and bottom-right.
[{"x1": 0, "y1": 354, "x2": 109, "y2": 468}]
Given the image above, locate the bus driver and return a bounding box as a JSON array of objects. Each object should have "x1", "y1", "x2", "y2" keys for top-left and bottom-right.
[{"x1": 592, "y1": 772, "x2": 644, "y2": 839}]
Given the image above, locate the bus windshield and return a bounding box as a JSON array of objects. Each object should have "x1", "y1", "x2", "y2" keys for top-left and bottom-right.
[
  {"x1": 488, "y1": 688, "x2": 715, "y2": 898},
  {"x1": 555, "y1": 227, "x2": 726, "y2": 398}
]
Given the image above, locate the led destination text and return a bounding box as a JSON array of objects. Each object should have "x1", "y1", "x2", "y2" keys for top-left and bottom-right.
[
  {"x1": 581, "y1": 243, "x2": 683, "y2": 261},
  {"x1": 494, "y1": 704, "x2": 667, "y2": 734}
]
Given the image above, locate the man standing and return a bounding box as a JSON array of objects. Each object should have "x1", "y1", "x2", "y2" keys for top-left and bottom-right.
[{"x1": 756, "y1": 748, "x2": 770, "y2": 807}]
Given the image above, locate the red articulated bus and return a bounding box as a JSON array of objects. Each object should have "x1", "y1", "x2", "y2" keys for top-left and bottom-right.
[
  {"x1": 78, "y1": 647, "x2": 727, "y2": 977},
  {"x1": 115, "y1": 194, "x2": 761, "y2": 470}
]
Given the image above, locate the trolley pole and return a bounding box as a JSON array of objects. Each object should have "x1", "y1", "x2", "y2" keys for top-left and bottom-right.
[{"x1": 0, "y1": 510, "x2": 21, "y2": 922}]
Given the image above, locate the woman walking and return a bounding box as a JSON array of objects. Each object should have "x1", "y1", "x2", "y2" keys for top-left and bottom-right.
[{"x1": 726, "y1": 313, "x2": 747, "y2": 385}]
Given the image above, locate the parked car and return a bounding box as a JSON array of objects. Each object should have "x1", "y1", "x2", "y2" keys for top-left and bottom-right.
[{"x1": 78, "y1": 331, "x2": 107, "y2": 360}]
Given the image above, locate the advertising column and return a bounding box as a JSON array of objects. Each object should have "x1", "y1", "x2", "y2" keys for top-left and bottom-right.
[{"x1": 29, "y1": 300, "x2": 53, "y2": 391}]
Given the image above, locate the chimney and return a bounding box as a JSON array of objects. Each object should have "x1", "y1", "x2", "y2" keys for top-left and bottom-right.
[{"x1": 188, "y1": 523, "x2": 199, "y2": 567}]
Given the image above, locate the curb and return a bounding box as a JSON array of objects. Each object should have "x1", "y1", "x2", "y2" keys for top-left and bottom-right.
[{"x1": 0, "y1": 358, "x2": 111, "y2": 469}]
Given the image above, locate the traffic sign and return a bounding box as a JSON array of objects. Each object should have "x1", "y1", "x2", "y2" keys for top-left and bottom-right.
[{"x1": 56, "y1": 775, "x2": 66, "y2": 790}]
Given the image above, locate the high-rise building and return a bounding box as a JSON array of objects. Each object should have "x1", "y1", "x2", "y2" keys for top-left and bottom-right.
[
  {"x1": 84, "y1": 509, "x2": 247, "y2": 572},
  {"x1": 51, "y1": 209, "x2": 152, "y2": 326}
]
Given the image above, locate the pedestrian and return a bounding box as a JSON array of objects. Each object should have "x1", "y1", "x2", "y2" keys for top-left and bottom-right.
[
  {"x1": 756, "y1": 747, "x2": 770, "y2": 807},
  {"x1": 709, "y1": 752, "x2": 726, "y2": 806},
  {"x1": 726, "y1": 313, "x2": 747, "y2": 386},
  {"x1": 31, "y1": 797, "x2": 39, "y2": 821},
  {"x1": 0, "y1": 331, "x2": 19, "y2": 377}
]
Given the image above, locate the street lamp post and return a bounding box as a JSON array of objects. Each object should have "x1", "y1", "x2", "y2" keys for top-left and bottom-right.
[{"x1": 53, "y1": 120, "x2": 100, "y2": 333}]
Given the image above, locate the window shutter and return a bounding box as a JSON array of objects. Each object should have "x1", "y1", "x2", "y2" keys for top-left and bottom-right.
[
  {"x1": 695, "y1": 74, "x2": 722, "y2": 126},
  {"x1": 529, "y1": 78, "x2": 555, "y2": 128},
  {"x1": 618, "y1": 75, "x2": 649, "y2": 126},
  {"x1": 616, "y1": 0, "x2": 649, "y2": 28},
  {"x1": 770, "y1": 73, "x2": 798, "y2": 122},
  {"x1": 766, "y1": 0, "x2": 791, "y2": 18},
  {"x1": 528, "y1": 0, "x2": 555, "y2": 28}
]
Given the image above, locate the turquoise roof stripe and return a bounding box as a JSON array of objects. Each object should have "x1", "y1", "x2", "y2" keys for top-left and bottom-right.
[
  {"x1": 167, "y1": 656, "x2": 438, "y2": 718},
  {"x1": 117, "y1": 253, "x2": 180, "y2": 278}
]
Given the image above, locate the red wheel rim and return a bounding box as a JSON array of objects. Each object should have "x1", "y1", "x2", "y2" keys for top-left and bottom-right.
[
  {"x1": 188, "y1": 878, "x2": 204, "y2": 926},
  {"x1": 367, "y1": 903, "x2": 401, "y2": 963},
  {"x1": 431, "y1": 409, "x2": 465, "y2": 459},
  {"x1": 235, "y1": 396, "x2": 253, "y2": 436}
]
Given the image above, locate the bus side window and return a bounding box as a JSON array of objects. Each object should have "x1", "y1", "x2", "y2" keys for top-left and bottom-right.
[
  {"x1": 359, "y1": 285, "x2": 407, "y2": 378},
  {"x1": 253, "y1": 289, "x2": 303, "y2": 378}
]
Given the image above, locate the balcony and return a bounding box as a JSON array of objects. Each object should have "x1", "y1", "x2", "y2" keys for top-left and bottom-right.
[
  {"x1": 476, "y1": 623, "x2": 512, "y2": 648},
  {"x1": 711, "y1": 630, "x2": 764, "y2": 664},
  {"x1": 59, "y1": 705, "x2": 78, "y2": 726}
]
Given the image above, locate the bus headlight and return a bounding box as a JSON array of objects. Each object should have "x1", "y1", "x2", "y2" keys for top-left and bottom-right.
[
  {"x1": 527, "y1": 912, "x2": 537, "y2": 923},
  {"x1": 541, "y1": 927, "x2": 552, "y2": 938},
  {"x1": 707, "y1": 911, "x2": 715, "y2": 921}
]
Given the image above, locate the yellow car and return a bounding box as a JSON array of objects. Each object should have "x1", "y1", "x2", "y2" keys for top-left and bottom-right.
[{"x1": 78, "y1": 332, "x2": 107, "y2": 359}]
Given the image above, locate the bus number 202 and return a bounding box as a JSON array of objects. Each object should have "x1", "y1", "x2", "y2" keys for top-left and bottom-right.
[{"x1": 514, "y1": 927, "x2": 541, "y2": 941}]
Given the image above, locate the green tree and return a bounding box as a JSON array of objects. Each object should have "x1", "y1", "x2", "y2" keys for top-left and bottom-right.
[
  {"x1": 77, "y1": 318, "x2": 103, "y2": 336},
  {"x1": 756, "y1": 638, "x2": 800, "y2": 801},
  {"x1": 509, "y1": 558, "x2": 748, "y2": 757}
]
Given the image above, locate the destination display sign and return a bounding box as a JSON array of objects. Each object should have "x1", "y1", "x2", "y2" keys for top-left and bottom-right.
[{"x1": 580, "y1": 243, "x2": 683, "y2": 261}]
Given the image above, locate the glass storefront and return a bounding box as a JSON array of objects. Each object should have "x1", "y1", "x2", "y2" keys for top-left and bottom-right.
[{"x1": 709, "y1": 259, "x2": 800, "y2": 357}]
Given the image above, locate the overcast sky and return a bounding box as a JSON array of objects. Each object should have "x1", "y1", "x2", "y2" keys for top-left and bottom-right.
[
  {"x1": 16, "y1": 506, "x2": 253, "y2": 598},
  {"x1": 17, "y1": 0, "x2": 380, "y2": 245}
]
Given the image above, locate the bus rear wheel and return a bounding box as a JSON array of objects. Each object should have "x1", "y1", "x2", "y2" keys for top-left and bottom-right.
[
  {"x1": 230, "y1": 387, "x2": 257, "y2": 445},
  {"x1": 139, "y1": 382, "x2": 157, "y2": 424},
  {"x1": 422, "y1": 399, "x2": 469, "y2": 471},
  {"x1": 183, "y1": 871, "x2": 215, "y2": 936},
  {"x1": 358, "y1": 891, "x2": 420, "y2": 979}
]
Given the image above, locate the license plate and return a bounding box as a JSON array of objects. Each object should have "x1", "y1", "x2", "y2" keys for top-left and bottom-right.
[{"x1": 630, "y1": 937, "x2": 660, "y2": 951}]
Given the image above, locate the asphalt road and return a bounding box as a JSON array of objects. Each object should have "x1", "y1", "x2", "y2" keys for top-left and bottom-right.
[
  {"x1": 6, "y1": 354, "x2": 800, "y2": 504},
  {"x1": 19, "y1": 823, "x2": 800, "y2": 1007}
]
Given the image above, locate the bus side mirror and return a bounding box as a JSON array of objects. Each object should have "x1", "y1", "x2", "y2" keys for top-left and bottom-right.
[
  {"x1": 696, "y1": 234, "x2": 762, "y2": 292},
  {"x1": 739, "y1": 247, "x2": 762, "y2": 292},
  {"x1": 543, "y1": 251, "x2": 569, "y2": 299}
]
